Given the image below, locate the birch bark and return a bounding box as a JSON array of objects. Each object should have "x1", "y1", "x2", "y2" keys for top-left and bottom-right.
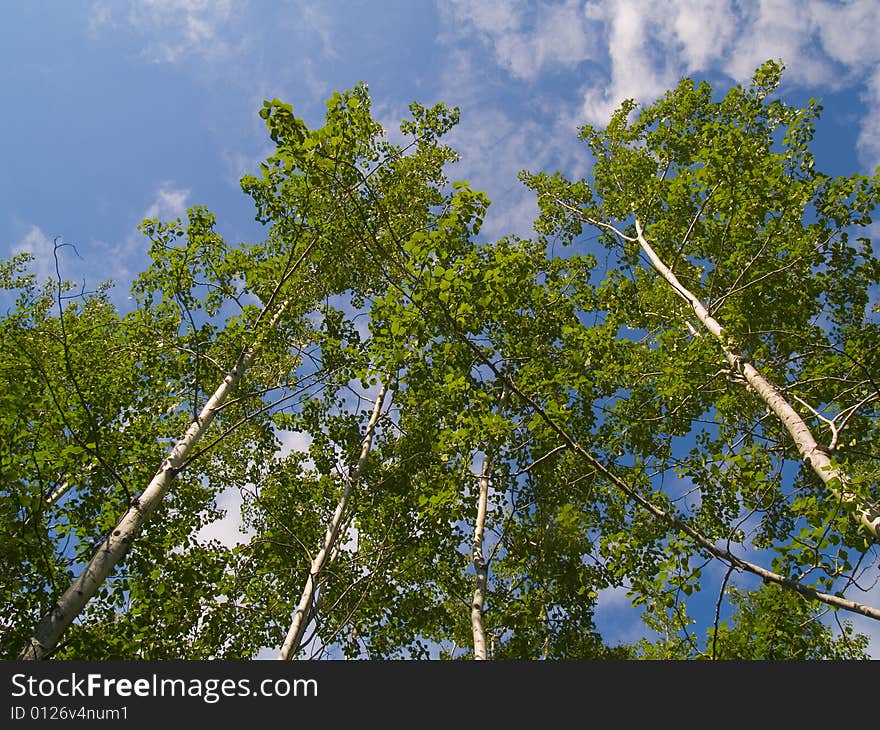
[
  {"x1": 631, "y1": 218, "x2": 880, "y2": 539},
  {"x1": 278, "y1": 381, "x2": 388, "y2": 660},
  {"x1": 12, "y1": 477, "x2": 77, "y2": 541},
  {"x1": 494, "y1": 370, "x2": 880, "y2": 621},
  {"x1": 17, "y1": 215, "x2": 335, "y2": 660},
  {"x1": 471, "y1": 452, "x2": 491, "y2": 660},
  {"x1": 18, "y1": 344, "x2": 259, "y2": 659}
]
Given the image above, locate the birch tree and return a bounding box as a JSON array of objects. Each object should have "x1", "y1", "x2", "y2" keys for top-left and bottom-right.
[
  {"x1": 3, "y1": 65, "x2": 876, "y2": 660},
  {"x1": 9, "y1": 87, "x2": 462, "y2": 659},
  {"x1": 356, "y1": 193, "x2": 630, "y2": 658},
  {"x1": 0, "y1": 256, "x2": 134, "y2": 657},
  {"x1": 278, "y1": 381, "x2": 388, "y2": 659},
  {"x1": 523, "y1": 60, "x2": 880, "y2": 647}
]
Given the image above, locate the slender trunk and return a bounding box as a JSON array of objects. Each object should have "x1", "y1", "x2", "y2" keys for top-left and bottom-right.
[
  {"x1": 42, "y1": 481, "x2": 73, "y2": 512},
  {"x1": 496, "y1": 374, "x2": 880, "y2": 621},
  {"x1": 18, "y1": 344, "x2": 258, "y2": 660},
  {"x1": 278, "y1": 381, "x2": 388, "y2": 660},
  {"x1": 378, "y1": 222, "x2": 880, "y2": 622},
  {"x1": 471, "y1": 452, "x2": 491, "y2": 660},
  {"x1": 18, "y1": 232, "x2": 323, "y2": 659},
  {"x1": 541, "y1": 604, "x2": 550, "y2": 660},
  {"x1": 634, "y1": 219, "x2": 880, "y2": 539},
  {"x1": 12, "y1": 478, "x2": 77, "y2": 540}
]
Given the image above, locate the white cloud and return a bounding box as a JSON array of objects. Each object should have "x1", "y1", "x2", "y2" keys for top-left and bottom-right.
[
  {"x1": 11, "y1": 225, "x2": 145, "y2": 301},
  {"x1": 12, "y1": 225, "x2": 59, "y2": 284},
  {"x1": 195, "y1": 485, "x2": 254, "y2": 548},
  {"x1": 277, "y1": 429, "x2": 314, "y2": 459},
  {"x1": 444, "y1": 106, "x2": 542, "y2": 238},
  {"x1": 669, "y1": 0, "x2": 739, "y2": 71},
  {"x1": 857, "y1": 66, "x2": 880, "y2": 172},
  {"x1": 578, "y1": 0, "x2": 678, "y2": 126},
  {"x1": 446, "y1": 0, "x2": 880, "y2": 170},
  {"x1": 89, "y1": 0, "x2": 236, "y2": 64},
  {"x1": 87, "y1": 0, "x2": 112, "y2": 33},
  {"x1": 221, "y1": 145, "x2": 276, "y2": 189},
  {"x1": 594, "y1": 585, "x2": 652, "y2": 647},
  {"x1": 431, "y1": 47, "x2": 590, "y2": 239},
  {"x1": 193, "y1": 429, "x2": 315, "y2": 551},
  {"x1": 724, "y1": 0, "x2": 830, "y2": 86},
  {"x1": 298, "y1": 2, "x2": 338, "y2": 62},
  {"x1": 577, "y1": 0, "x2": 835, "y2": 126},
  {"x1": 143, "y1": 183, "x2": 190, "y2": 221},
  {"x1": 445, "y1": 0, "x2": 597, "y2": 81},
  {"x1": 809, "y1": 0, "x2": 880, "y2": 71},
  {"x1": 104, "y1": 183, "x2": 190, "y2": 299}
]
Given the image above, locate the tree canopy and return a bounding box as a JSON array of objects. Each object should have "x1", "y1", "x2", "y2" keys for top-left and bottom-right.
[{"x1": 3, "y1": 61, "x2": 877, "y2": 660}]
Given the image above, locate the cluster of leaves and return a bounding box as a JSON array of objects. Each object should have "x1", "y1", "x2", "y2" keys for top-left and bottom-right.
[{"x1": 2, "y1": 64, "x2": 877, "y2": 660}]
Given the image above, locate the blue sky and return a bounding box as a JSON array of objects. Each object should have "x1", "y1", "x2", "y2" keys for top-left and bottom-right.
[{"x1": 3, "y1": 0, "x2": 880, "y2": 657}]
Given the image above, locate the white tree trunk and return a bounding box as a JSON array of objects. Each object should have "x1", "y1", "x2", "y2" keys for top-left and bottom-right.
[
  {"x1": 471, "y1": 452, "x2": 491, "y2": 660},
  {"x1": 278, "y1": 381, "x2": 388, "y2": 660},
  {"x1": 18, "y1": 344, "x2": 258, "y2": 660},
  {"x1": 633, "y1": 218, "x2": 880, "y2": 538},
  {"x1": 18, "y1": 233, "x2": 324, "y2": 659},
  {"x1": 498, "y1": 374, "x2": 880, "y2": 621},
  {"x1": 13, "y1": 476, "x2": 78, "y2": 540}
]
